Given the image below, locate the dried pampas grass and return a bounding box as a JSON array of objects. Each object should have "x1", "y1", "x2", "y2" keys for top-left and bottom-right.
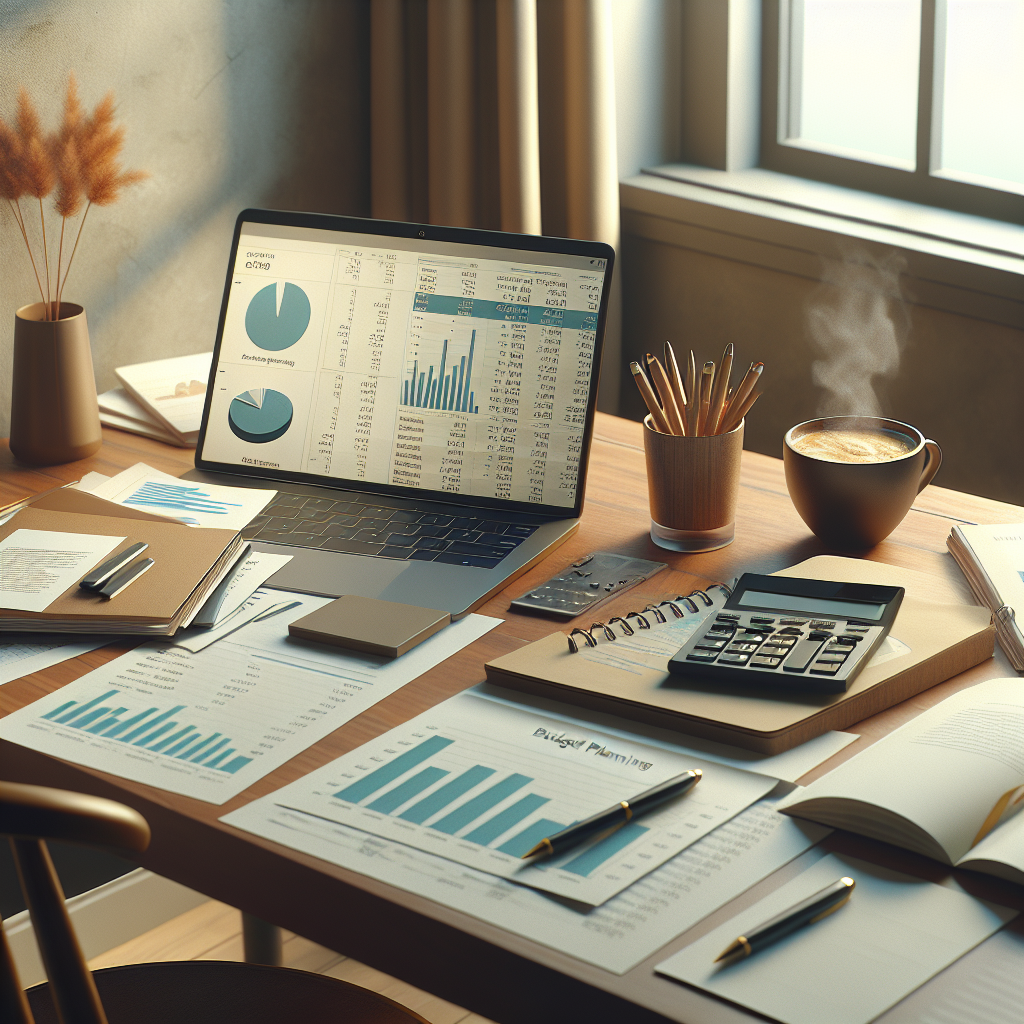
[{"x1": 0, "y1": 74, "x2": 147, "y2": 320}]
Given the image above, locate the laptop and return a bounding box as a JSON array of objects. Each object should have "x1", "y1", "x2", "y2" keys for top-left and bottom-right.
[{"x1": 186, "y1": 208, "x2": 615, "y2": 617}]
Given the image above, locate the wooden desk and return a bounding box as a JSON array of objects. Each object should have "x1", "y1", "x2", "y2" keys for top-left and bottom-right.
[{"x1": 2, "y1": 415, "x2": 1023, "y2": 1024}]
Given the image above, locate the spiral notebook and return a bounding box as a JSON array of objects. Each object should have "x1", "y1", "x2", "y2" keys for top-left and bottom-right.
[{"x1": 486, "y1": 556, "x2": 995, "y2": 753}]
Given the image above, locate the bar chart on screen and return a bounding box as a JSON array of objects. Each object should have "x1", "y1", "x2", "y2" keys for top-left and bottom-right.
[
  {"x1": 271, "y1": 690, "x2": 775, "y2": 905},
  {"x1": 401, "y1": 327, "x2": 480, "y2": 414}
]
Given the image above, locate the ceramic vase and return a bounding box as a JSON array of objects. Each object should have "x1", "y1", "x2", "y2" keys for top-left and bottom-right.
[{"x1": 9, "y1": 302, "x2": 102, "y2": 465}]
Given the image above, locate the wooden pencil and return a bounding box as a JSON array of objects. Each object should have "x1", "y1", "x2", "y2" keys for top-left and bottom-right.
[
  {"x1": 695, "y1": 361, "x2": 714, "y2": 435},
  {"x1": 663, "y1": 341, "x2": 688, "y2": 421},
  {"x1": 727, "y1": 361, "x2": 763, "y2": 420},
  {"x1": 646, "y1": 353, "x2": 685, "y2": 434},
  {"x1": 685, "y1": 349, "x2": 699, "y2": 435},
  {"x1": 630, "y1": 361, "x2": 672, "y2": 433},
  {"x1": 720, "y1": 387, "x2": 761, "y2": 434},
  {"x1": 707, "y1": 343, "x2": 733, "y2": 434}
]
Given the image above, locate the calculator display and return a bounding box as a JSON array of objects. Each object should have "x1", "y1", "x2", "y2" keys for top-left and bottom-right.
[{"x1": 737, "y1": 591, "x2": 886, "y2": 621}]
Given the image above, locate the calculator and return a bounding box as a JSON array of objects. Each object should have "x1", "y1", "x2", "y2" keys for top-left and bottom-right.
[{"x1": 667, "y1": 573, "x2": 904, "y2": 693}]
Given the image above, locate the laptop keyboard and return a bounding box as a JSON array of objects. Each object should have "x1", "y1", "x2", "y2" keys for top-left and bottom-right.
[{"x1": 241, "y1": 492, "x2": 539, "y2": 569}]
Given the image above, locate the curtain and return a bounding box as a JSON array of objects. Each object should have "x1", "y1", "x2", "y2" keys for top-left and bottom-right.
[{"x1": 369, "y1": 0, "x2": 621, "y2": 412}]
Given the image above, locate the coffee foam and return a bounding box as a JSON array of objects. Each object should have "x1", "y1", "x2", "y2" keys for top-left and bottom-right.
[{"x1": 790, "y1": 428, "x2": 914, "y2": 464}]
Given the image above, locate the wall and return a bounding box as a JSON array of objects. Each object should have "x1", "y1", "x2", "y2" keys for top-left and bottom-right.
[
  {"x1": 0, "y1": 0, "x2": 370, "y2": 437},
  {"x1": 619, "y1": 211, "x2": 1024, "y2": 505}
]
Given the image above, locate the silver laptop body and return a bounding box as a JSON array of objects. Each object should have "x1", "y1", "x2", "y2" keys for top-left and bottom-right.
[{"x1": 188, "y1": 209, "x2": 615, "y2": 617}]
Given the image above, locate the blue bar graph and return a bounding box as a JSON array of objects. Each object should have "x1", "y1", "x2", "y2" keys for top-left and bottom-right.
[
  {"x1": 398, "y1": 765, "x2": 495, "y2": 824},
  {"x1": 430, "y1": 773, "x2": 532, "y2": 835},
  {"x1": 463, "y1": 793, "x2": 550, "y2": 846},
  {"x1": 560, "y1": 822, "x2": 649, "y2": 877},
  {"x1": 367, "y1": 767, "x2": 449, "y2": 814},
  {"x1": 38, "y1": 690, "x2": 252, "y2": 775},
  {"x1": 335, "y1": 736, "x2": 454, "y2": 803},
  {"x1": 497, "y1": 818, "x2": 567, "y2": 858},
  {"x1": 329, "y1": 737, "x2": 652, "y2": 871},
  {"x1": 401, "y1": 331, "x2": 479, "y2": 413}
]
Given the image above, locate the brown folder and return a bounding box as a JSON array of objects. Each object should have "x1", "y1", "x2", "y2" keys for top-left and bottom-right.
[
  {"x1": 26, "y1": 486, "x2": 182, "y2": 524},
  {"x1": 0, "y1": 504, "x2": 241, "y2": 634},
  {"x1": 485, "y1": 556, "x2": 995, "y2": 753}
]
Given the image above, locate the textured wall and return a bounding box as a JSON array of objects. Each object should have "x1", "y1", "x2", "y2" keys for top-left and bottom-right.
[
  {"x1": 620, "y1": 233, "x2": 1024, "y2": 505},
  {"x1": 0, "y1": 0, "x2": 370, "y2": 436}
]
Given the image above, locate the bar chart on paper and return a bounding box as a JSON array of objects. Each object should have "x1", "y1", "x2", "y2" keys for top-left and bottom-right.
[
  {"x1": 39, "y1": 690, "x2": 253, "y2": 774},
  {"x1": 270, "y1": 691, "x2": 775, "y2": 905},
  {"x1": 0, "y1": 593, "x2": 502, "y2": 805}
]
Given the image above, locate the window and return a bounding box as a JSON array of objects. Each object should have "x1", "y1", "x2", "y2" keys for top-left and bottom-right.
[{"x1": 762, "y1": 0, "x2": 1024, "y2": 221}]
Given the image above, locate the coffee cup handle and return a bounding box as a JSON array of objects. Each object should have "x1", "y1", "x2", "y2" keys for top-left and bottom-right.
[{"x1": 917, "y1": 440, "x2": 942, "y2": 493}]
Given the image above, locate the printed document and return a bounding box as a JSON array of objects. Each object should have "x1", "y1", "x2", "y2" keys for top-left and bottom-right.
[
  {"x1": 246, "y1": 689, "x2": 776, "y2": 905},
  {"x1": 656, "y1": 853, "x2": 1015, "y2": 1024},
  {"x1": 0, "y1": 636, "x2": 106, "y2": 686},
  {"x1": 0, "y1": 594, "x2": 500, "y2": 803},
  {"x1": 0, "y1": 530, "x2": 123, "y2": 612},
  {"x1": 222, "y1": 794, "x2": 826, "y2": 973},
  {"x1": 88, "y1": 463, "x2": 274, "y2": 530}
]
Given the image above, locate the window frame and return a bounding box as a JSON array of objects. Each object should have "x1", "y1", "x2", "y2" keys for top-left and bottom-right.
[{"x1": 760, "y1": 0, "x2": 1024, "y2": 223}]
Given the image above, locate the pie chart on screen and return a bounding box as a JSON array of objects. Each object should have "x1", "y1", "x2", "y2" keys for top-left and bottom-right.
[
  {"x1": 228, "y1": 389, "x2": 293, "y2": 444},
  {"x1": 245, "y1": 282, "x2": 311, "y2": 351}
]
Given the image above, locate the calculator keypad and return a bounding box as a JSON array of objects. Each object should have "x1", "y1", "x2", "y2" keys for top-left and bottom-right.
[{"x1": 674, "y1": 609, "x2": 883, "y2": 692}]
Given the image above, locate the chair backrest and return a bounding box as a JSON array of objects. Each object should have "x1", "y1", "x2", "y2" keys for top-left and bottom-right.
[{"x1": 0, "y1": 781, "x2": 150, "y2": 1024}]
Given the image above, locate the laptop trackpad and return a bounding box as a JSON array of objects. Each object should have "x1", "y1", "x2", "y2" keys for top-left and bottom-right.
[{"x1": 258, "y1": 545, "x2": 408, "y2": 598}]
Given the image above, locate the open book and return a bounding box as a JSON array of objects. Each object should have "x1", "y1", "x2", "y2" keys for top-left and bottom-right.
[{"x1": 779, "y1": 678, "x2": 1024, "y2": 883}]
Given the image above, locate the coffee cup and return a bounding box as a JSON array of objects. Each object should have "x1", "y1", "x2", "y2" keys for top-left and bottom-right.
[{"x1": 783, "y1": 415, "x2": 941, "y2": 550}]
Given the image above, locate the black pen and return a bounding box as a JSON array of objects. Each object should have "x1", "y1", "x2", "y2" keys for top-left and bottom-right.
[
  {"x1": 521, "y1": 768, "x2": 702, "y2": 859},
  {"x1": 714, "y1": 876, "x2": 855, "y2": 964}
]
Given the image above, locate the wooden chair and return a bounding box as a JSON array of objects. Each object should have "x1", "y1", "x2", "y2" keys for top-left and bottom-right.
[{"x1": 0, "y1": 781, "x2": 429, "y2": 1024}]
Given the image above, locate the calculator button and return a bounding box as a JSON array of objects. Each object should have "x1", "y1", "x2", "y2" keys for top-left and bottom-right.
[
  {"x1": 777, "y1": 627, "x2": 803, "y2": 636},
  {"x1": 815, "y1": 653, "x2": 847, "y2": 664},
  {"x1": 695, "y1": 639, "x2": 728, "y2": 651},
  {"x1": 727, "y1": 642, "x2": 760, "y2": 653},
  {"x1": 716, "y1": 613, "x2": 740, "y2": 622},
  {"x1": 759, "y1": 645, "x2": 789, "y2": 656},
  {"x1": 751, "y1": 656, "x2": 782, "y2": 668},
  {"x1": 766, "y1": 637, "x2": 796, "y2": 647},
  {"x1": 839, "y1": 634, "x2": 863, "y2": 643},
  {"x1": 718, "y1": 652, "x2": 750, "y2": 664},
  {"x1": 687, "y1": 650, "x2": 718, "y2": 663},
  {"x1": 749, "y1": 616, "x2": 776, "y2": 625},
  {"x1": 782, "y1": 638, "x2": 825, "y2": 672},
  {"x1": 847, "y1": 626, "x2": 870, "y2": 633},
  {"x1": 740, "y1": 628, "x2": 771, "y2": 638},
  {"x1": 779, "y1": 618, "x2": 808, "y2": 626},
  {"x1": 810, "y1": 621, "x2": 837, "y2": 630},
  {"x1": 810, "y1": 663, "x2": 842, "y2": 675}
]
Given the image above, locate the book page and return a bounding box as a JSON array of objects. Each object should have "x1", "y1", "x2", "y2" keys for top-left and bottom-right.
[
  {"x1": 960, "y1": 802, "x2": 1024, "y2": 882},
  {"x1": 959, "y1": 525, "x2": 1024, "y2": 615},
  {"x1": 780, "y1": 679, "x2": 1024, "y2": 864}
]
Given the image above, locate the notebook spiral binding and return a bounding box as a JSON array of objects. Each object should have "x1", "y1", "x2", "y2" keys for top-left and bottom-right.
[{"x1": 566, "y1": 581, "x2": 733, "y2": 653}]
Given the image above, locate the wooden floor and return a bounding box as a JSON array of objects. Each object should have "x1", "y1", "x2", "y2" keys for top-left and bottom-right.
[{"x1": 87, "y1": 899, "x2": 496, "y2": 1024}]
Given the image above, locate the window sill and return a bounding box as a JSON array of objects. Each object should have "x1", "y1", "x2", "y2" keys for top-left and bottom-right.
[{"x1": 620, "y1": 165, "x2": 1023, "y2": 329}]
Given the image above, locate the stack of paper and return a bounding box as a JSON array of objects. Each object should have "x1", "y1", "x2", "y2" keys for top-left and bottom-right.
[
  {"x1": 948, "y1": 524, "x2": 1024, "y2": 671},
  {"x1": 112, "y1": 352, "x2": 212, "y2": 447},
  {"x1": 84, "y1": 463, "x2": 274, "y2": 531},
  {"x1": 99, "y1": 388, "x2": 191, "y2": 447}
]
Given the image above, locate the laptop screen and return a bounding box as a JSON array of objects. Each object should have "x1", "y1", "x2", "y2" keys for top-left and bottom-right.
[{"x1": 197, "y1": 216, "x2": 612, "y2": 515}]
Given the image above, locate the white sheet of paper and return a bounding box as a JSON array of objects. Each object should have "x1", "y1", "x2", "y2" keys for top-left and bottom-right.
[
  {"x1": 116, "y1": 352, "x2": 212, "y2": 436},
  {"x1": 873, "y1": 924, "x2": 1024, "y2": 1023},
  {"x1": 655, "y1": 853, "x2": 1016, "y2": 1024},
  {"x1": 0, "y1": 595, "x2": 501, "y2": 804},
  {"x1": 173, "y1": 589, "x2": 298, "y2": 653},
  {"x1": 0, "y1": 636, "x2": 106, "y2": 686},
  {"x1": 0, "y1": 530, "x2": 124, "y2": 612},
  {"x1": 258, "y1": 689, "x2": 776, "y2": 905},
  {"x1": 90, "y1": 463, "x2": 274, "y2": 530},
  {"x1": 176, "y1": 551, "x2": 294, "y2": 634},
  {"x1": 477, "y1": 683, "x2": 860, "y2": 785},
  {"x1": 72, "y1": 472, "x2": 112, "y2": 492},
  {"x1": 222, "y1": 794, "x2": 828, "y2": 974}
]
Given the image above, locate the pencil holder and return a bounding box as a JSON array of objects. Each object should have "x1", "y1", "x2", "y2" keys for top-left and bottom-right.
[{"x1": 642, "y1": 415, "x2": 744, "y2": 552}]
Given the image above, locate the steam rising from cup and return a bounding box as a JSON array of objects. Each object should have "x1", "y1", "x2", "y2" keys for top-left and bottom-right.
[{"x1": 806, "y1": 247, "x2": 909, "y2": 417}]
